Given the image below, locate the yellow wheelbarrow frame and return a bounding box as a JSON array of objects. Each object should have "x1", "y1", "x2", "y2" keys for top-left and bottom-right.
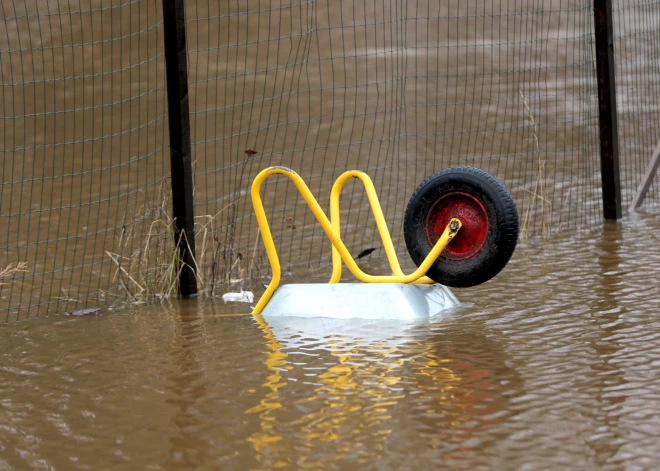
[{"x1": 251, "y1": 167, "x2": 462, "y2": 314}]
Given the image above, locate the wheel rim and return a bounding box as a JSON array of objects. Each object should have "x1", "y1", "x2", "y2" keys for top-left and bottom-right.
[{"x1": 425, "y1": 191, "x2": 490, "y2": 261}]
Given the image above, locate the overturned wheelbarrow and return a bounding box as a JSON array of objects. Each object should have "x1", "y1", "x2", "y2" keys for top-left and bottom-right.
[{"x1": 250, "y1": 166, "x2": 519, "y2": 320}]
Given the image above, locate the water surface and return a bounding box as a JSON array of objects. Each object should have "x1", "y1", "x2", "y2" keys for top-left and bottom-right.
[{"x1": 2, "y1": 209, "x2": 660, "y2": 470}]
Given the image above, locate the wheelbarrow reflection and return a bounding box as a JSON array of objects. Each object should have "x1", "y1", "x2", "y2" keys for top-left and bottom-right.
[{"x1": 246, "y1": 314, "x2": 517, "y2": 467}]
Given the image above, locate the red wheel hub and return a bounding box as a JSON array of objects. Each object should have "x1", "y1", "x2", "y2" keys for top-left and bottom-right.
[{"x1": 425, "y1": 192, "x2": 489, "y2": 260}]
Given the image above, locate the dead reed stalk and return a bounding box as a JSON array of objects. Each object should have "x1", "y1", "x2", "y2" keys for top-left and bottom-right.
[
  {"x1": 519, "y1": 89, "x2": 552, "y2": 240},
  {"x1": 0, "y1": 262, "x2": 28, "y2": 285}
]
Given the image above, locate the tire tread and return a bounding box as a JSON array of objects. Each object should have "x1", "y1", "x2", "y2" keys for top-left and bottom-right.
[{"x1": 403, "y1": 166, "x2": 519, "y2": 287}]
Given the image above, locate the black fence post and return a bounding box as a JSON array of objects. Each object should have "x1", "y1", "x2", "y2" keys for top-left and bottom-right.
[
  {"x1": 593, "y1": 0, "x2": 622, "y2": 220},
  {"x1": 161, "y1": 0, "x2": 198, "y2": 296}
]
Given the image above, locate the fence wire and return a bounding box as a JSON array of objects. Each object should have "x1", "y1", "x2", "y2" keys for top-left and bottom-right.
[
  {"x1": 185, "y1": 0, "x2": 605, "y2": 282},
  {"x1": 0, "y1": 0, "x2": 171, "y2": 321},
  {"x1": 1, "y1": 0, "x2": 659, "y2": 320},
  {"x1": 614, "y1": 0, "x2": 660, "y2": 207}
]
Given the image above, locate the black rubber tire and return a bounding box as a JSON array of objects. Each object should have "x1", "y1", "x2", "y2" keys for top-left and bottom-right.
[{"x1": 403, "y1": 166, "x2": 519, "y2": 287}]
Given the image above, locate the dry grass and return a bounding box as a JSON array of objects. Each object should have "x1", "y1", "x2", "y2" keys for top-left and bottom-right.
[
  {"x1": 519, "y1": 89, "x2": 552, "y2": 240},
  {"x1": 0, "y1": 262, "x2": 28, "y2": 285},
  {"x1": 105, "y1": 171, "x2": 265, "y2": 306}
]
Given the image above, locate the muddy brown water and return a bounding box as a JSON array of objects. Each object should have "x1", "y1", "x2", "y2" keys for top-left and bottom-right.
[{"x1": 2, "y1": 209, "x2": 660, "y2": 470}]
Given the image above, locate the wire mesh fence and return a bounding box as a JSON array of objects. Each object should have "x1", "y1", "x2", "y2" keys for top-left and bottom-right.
[
  {"x1": 185, "y1": 0, "x2": 606, "y2": 282},
  {"x1": 0, "y1": 0, "x2": 172, "y2": 321},
  {"x1": 1, "y1": 0, "x2": 659, "y2": 320},
  {"x1": 614, "y1": 0, "x2": 660, "y2": 207}
]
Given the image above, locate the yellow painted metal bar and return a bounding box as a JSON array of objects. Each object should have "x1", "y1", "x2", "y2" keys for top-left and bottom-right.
[
  {"x1": 251, "y1": 167, "x2": 462, "y2": 314},
  {"x1": 329, "y1": 171, "x2": 403, "y2": 282},
  {"x1": 329, "y1": 170, "x2": 435, "y2": 284}
]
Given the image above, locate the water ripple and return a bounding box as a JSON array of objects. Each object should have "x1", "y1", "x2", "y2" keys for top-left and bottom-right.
[{"x1": 2, "y1": 212, "x2": 660, "y2": 469}]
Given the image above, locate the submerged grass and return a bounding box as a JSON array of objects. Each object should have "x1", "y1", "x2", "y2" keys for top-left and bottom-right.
[{"x1": 105, "y1": 163, "x2": 265, "y2": 307}]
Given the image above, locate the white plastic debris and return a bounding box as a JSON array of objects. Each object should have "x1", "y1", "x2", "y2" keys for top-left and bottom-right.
[
  {"x1": 64, "y1": 308, "x2": 101, "y2": 316},
  {"x1": 222, "y1": 290, "x2": 254, "y2": 303}
]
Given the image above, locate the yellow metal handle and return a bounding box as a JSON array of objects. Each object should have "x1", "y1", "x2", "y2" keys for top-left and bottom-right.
[
  {"x1": 251, "y1": 167, "x2": 461, "y2": 314},
  {"x1": 329, "y1": 170, "x2": 435, "y2": 284}
]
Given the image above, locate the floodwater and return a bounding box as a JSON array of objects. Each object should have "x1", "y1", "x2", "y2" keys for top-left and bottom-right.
[{"x1": 2, "y1": 208, "x2": 660, "y2": 470}]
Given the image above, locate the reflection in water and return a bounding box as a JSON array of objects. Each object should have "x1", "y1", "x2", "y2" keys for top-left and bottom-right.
[
  {"x1": 248, "y1": 316, "x2": 518, "y2": 469},
  {"x1": 247, "y1": 315, "x2": 288, "y2": 463},
  {"x1": 410, "y1": 330, "x2": 507, "y2": 449},
  {"x1": 247, "y1": 317, "x2": 410, "y2": 469},
  {"x1": 586, "y1": 223, "x2": 626, "y2": 467},
  {"x1": 164, "y1": 303, "x2": 210, "y2": 469}
]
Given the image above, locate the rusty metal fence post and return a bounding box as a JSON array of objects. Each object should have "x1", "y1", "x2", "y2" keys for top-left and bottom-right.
[
  {"x1": 161, "y1": 0, "x2": 198, "y2": 296},
  {"x1": 593, "y1": 0, "x2": 622, "y2": 220}
]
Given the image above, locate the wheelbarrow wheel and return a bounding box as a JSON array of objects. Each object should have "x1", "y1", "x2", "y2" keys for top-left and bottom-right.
[{"x1": 403, "y1": 166, "x2": 519, "y2": 287}]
